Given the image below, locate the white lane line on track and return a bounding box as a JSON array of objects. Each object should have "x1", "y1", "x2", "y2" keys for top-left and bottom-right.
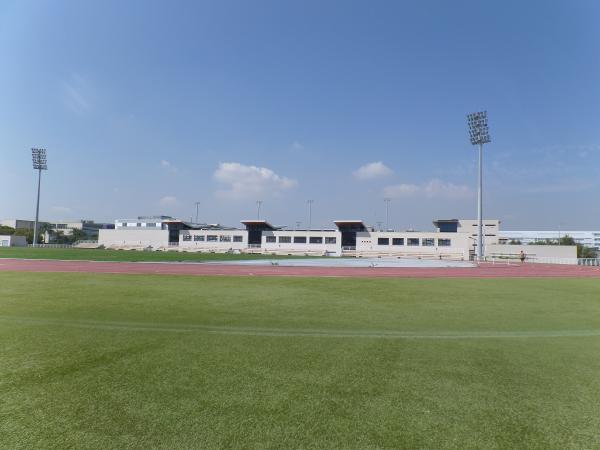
[{"x1": 1, "y1": 316, "x2": 600, "y2": 340}]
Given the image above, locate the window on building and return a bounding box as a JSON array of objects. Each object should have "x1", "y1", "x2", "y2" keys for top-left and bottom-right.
[
  {"x1": 266, "y1": 236, "x2": 276, "y2": 243},
  {"x1": 392, "y1": 238, "x2": 404, "y2": 246},
  {"x1": 378, "y1": 238, "x2": 390, "y2": 245},
  {"x1": 309, "y1": 236, "x2": 323, "y2": 244},
  {"x1": 325, "y1": 237, "x2": 337, "y2": 244},
  {"x1": 233, "y1": 235, "x2": 243, "y2": 242},
  {"x1": 182, "y1": 234, "x2": 192, "y2": 241},
  {"x1": 193, "y1": 235, "x2": 204, "y2": 241},
  {"x1": 207, "y1": 235, "x2": 218, "y2": 242},
  {"x1": 137, "y1": 223, "x2": 142, "y2": 227},
  {"x1": 408, "y1": 238, "x2": 420, "y2": 246},
  {"x1": 220, "y1": 235, "x2": 232, "y2": 242},
  {"x1": 279, "y1": 236, "x2": 292, "y2": 243},
  {"x1": 146, "y1": 223, "x2": 156, "y2": 228},
  {"x1": 121, "y1": 223, "x2": 127, "y2": 228},
  {"x1": 422, "y1": 238, "x2": 435, "y2": 246},
  {"x1": 438, "y1": 238, "x2": 451, "y2": 247},
  {"x1": 294, "y1": 236, "x2": 307, "y2": 244}
]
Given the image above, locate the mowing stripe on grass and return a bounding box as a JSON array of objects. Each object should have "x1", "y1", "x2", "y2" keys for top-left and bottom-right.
[{"x1": 2, "y1": 315, "x2": 600, "y2": 340}]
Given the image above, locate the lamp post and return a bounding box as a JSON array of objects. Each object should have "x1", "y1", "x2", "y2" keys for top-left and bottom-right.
[
  {"x1": 307, "y1": 200, "x2": 314, "y2": 230},
  {"x1": 384, "y1": 198, "x2": 391, "y2": 231},
  {"x1": 256, "y1": 200, "x2": 263, "y2": 219},
  {"x1": 467, "y1": 111, "x2": 491, "y2": 261},
  {"x1": 194, "y1": 201, "x2": 200, "y2": 223},
  {"x1": 31, "y1": 148, "x2": 48, "y2": 247}
]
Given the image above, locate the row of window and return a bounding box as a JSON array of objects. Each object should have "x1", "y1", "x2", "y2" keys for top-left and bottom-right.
[
  {"x1": 265, "y1": 236, "x2": 337, "y2": 244},
  {"x1": 182, "y1": 234, "x2": 244, "y2": 243},
  {"x1": 377, "y1": 237, "x2": 451, "y2": 247},
  {"x1": 120, "y1": 223, "x2": 158, "y2": 228}
]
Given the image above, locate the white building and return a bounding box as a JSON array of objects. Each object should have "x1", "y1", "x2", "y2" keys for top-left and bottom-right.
[
  {"x1": 355, "y1": 230, "x2": 471, "y2": 259},
  {"x1": 97, "y1": 214, "x2": 590, "y2": 262},
  {"x1": 99, "y1": 216, "x2": 182, "y2": 249}
]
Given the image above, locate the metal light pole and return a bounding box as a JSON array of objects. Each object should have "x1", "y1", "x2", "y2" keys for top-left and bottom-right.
[
  {"x1": 194, "y1": 202, "x2": 200, "y2": 223},
  {"x1": 31, "y1": 148, "x2": 48, "y2": 247},
  {"x1": 256, "y1": 200, "x2": 263, "y2": 219},
  {"x1": 467, "y1": 111, "x2": 491, "y2": 261},
  {"x1": 195, "y1": 202, "x2": 200, "y2": 223},
  {"x1": 384, "y1": 198, "x2": 391, "y2": 231},
  {"x1": 307, "y1": 200, "x2": 314, "y2": 230}
]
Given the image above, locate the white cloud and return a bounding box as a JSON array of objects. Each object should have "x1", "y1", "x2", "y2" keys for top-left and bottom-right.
[
  {"x1": 383, "y1": 183, "x2": 420, "y2": 197},
  {"x1": 353, "y1": 161, "x2": 393, "y2": 180},
  {"x1": 159, "y1": 196, "x2": 179, "y2": 207},
  {"x1": 61, "y1": 74, "x2": 93, "y2": 115},
  {"x1": 291, "y1": 141, "x2": 304, "y2": 151},
  {"x1": 384, "y1": 179, "x2": 472, "y2": 199},
  {"x1": 523, "y1": 181, "x2": 596, "y2": 194},
  {"x1": 160, "y1": 160, "x2": 178, "y2": 173},
  {"x1": 422, "y1": 179, "x2": 472, "y2": 199},
  {"x1": 213, "y1": 162, "x2": 297, "y2": 199}
]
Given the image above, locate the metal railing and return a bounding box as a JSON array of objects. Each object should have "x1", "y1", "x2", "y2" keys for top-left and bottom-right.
[
  {"x1": 578, "y1": 258, "x2": 600, "y2": 266},
  {"x1": 73, "y1": 240, "x2": 98, "y2": 246},
  {"x1": 485, "y1": 255, "x2": 600, "y2": 266},
  {"x1": 28, "y1": 243, "x2": 73, "y2": 248}
]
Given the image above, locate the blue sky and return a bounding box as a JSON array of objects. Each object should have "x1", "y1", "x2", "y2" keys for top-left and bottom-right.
[{"x1": 1, "y1": 0, "x2": 599, "y2": 230}]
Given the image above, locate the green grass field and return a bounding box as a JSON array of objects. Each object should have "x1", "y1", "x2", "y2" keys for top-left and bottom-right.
[
  {"x1": 0, "y1": 246, "x2": 309, "y2": 262},
  {"x1": 1, "y1": 272, "x2": 600, "y2": 449}
]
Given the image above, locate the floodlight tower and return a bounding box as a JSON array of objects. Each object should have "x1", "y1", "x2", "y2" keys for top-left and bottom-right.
[
  {"x1": 467, "y1": 111, "x2": 491, "y2": 260},
  {"x1": 384, "y1": 198, "x2": 391, "y2": 231},
  {"x1": 194, "y1": 201, "x2": 200, "y2": 223},
  {"x1": 31, "y1": 148, "x2": 48, "y2": 247},
  {"x1": 307, "y1": 200, "x2": 314, "y2": 230},
  {"x1": 256, "y1": 200, "x2": 263, "y2": 219}
]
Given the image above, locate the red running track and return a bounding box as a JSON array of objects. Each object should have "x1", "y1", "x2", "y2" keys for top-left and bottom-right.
[{"x1": 1, "y1": 258, "x2": 600, "y2": 278}]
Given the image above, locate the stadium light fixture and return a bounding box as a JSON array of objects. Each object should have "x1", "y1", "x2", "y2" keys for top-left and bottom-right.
[
  {"x1": 31, "y1": 148, "x2": 48, "y2": 247},
  {"x1": 467, "y1": 111, "x2": 491, "y2": 260}
]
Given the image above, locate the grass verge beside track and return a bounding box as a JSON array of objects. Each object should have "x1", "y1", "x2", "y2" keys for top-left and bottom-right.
[
  {"x1": 1, "y1": 272, "x2": 600, "y2": 449},
  {"x1": 0, "y1": 246, "x2": 312, "y2": 262}
]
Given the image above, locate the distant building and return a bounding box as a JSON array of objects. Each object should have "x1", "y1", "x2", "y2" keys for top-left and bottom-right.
[
  {"x1": 0, "y1": 219, "x2": 35, "y2": 230},
  {"x1": 45, "y1": 220, "x2": 114, "y2": 243},
  {"x1": 500, "y1": 230, "x2": 600, "y2": 250}
]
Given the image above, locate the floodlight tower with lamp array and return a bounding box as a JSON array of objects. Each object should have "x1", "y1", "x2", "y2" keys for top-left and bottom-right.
[
  {"x1": 31, "y1": 148, "x2": 48, "y2": 247},
  {"x1": 467, "y1": 111, "x2": 491, "y2": 261}
]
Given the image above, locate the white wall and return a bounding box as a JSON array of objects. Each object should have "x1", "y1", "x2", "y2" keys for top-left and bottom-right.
[
  {"x1": 0, "y1": 235, "x2": 27, "y2": 247},
  {"x1": 179, "y1": 230, "x2": 248, "y2": 252},
  {"x1": 98, "y1": 229, "x2": 169, "y2": 249},
  {"x1": 486, "y1": 244, "x2": 577, "y2": 261},
  {"x1": 356, "y1": 231, "x2": 471, "y2": 259},
  {"x1": 262, "y1": 230, "x2": 342, "y2": 256},
  {"x1": 457, "y1": 219, "x2": 500, "y2": 245}
]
